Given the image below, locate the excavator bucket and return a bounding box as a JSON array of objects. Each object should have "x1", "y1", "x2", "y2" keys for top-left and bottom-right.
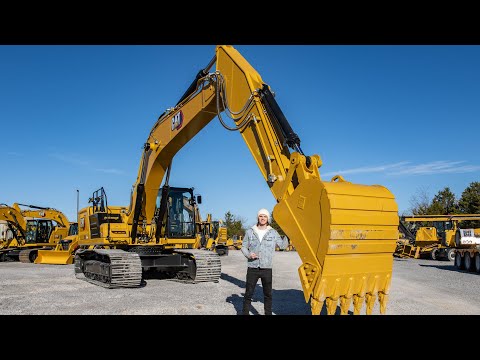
[
  {"x1": 35, "y1": 249, "x2": 75, "y2": 264},
  {"x1": 34, "y1": 238, "x2": 78, "y2": 265},
  {"x1": 274, "y1": 177, "x2": 398, "y2": 315}
]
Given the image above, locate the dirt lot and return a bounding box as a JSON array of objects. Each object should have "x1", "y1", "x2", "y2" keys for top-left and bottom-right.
[{"x1": 0, "y1": 250, "x2": 479, "y2": 315}]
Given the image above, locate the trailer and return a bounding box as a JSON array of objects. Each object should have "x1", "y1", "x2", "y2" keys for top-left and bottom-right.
[{"x1": 453, "y1": 228, "x2": 480, "y2": 273}]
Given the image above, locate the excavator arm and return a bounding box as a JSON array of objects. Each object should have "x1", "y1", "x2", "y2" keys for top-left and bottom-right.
[
  {"x1": 0, "y1": 204, "x2": 27, "y2": 247},
  {"x1": 14, "y1": 203, "x2": 70, "y2": 228},
  {"x1": 126, "y1": 45, "x2": 399, "y2": 314}
]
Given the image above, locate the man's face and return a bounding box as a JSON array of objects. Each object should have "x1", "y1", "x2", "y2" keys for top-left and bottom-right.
[{"x1": 258, "y1": 214, "x2": 268, "y2": 226}]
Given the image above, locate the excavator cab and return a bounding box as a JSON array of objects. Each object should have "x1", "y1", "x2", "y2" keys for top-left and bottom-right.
[
  {"x1": 165, "y1": 187, "x2": 197, "y2": 239},
  {"x1": 68, "y1": 222, "x2": 79, "y2": 237},
  {"x1": 25, "y1": 219, "x2": 53, "y2": 244}
]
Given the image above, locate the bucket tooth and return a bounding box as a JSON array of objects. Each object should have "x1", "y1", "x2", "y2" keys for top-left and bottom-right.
[
  {"x1": 378, "y1": 292, "x2": 388, "y2": 314},
  {"x1": 325, "y1": 297, "x2": 338, "y2": 315},
  {"x1": 365, "y1": 293, "x2": 376, "y2": 315},
  {"x1": 310, "y1": 297, "x2": 324, "y2": 315},
  {"x1": 339, "y1": 296, "x2": 351, "y2": 315},
  {"x1": 353, "y1": 294, "x2": 364, "y2": 315}
]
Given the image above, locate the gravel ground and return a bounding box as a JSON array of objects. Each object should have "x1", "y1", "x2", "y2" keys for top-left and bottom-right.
[{"x1": 0, "y1": 250, "x2": 479, "y2": 315}]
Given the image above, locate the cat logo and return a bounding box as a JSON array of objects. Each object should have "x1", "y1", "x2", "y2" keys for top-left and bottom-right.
[{"x1": 171, "y1": 111, "x2": 184, "y2": 131}]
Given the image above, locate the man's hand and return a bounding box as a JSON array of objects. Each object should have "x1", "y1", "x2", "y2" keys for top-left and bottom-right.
[{"x1": 250, "y1": 252, "x2": 258, "y2": 259}]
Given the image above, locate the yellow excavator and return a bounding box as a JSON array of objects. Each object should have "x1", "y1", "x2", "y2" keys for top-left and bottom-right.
[
  {"x1": 0, "y1": 204, "x2": 27, "y2": 260},
  {"x1": 73, "y1": 45, "x2": 398, "y2": 315},
  {"x1": 16, "y1": 203, "x2": 77, "y2": 263},
  {"x1": 0, "y1": 203, "x2": 76, "y2": 263}
]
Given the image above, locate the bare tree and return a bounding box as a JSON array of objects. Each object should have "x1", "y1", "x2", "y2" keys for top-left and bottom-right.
[{"x1": 408, "y1": 186, "x2": 432, "y2": 215}]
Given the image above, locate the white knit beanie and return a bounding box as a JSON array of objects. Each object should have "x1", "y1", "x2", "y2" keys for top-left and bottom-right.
[{"x1": 257, "y1": 208, "x2": 270, "y2": 222}]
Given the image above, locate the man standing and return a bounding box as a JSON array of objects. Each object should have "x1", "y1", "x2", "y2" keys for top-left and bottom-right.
[{"x1": 241, "y1": 208, "x2": 288, "y2": 315}]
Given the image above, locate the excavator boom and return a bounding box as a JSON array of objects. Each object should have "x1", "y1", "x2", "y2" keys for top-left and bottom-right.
[
  {"x1": 217, "y1": 46, "x2": 398, "y2": 314},
  {"x1": 0, "y1": 204, "x2": 27, "y2": 249},
  {"x1": 16, "y1": 203, "x2": 70, "y2": 228}
]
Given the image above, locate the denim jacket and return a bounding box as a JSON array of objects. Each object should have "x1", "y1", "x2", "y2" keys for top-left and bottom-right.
[{"x1": 241, "y1": 225, "x2": 288, "y2": 269}]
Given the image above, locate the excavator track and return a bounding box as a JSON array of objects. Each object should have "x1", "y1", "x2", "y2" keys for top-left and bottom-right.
[
  {"x1": 172, "y1": 249, "x2": 221, "y2": 283},
  {"x1": 19, "y1": 248, "x2": 39, "y2": 263},
  {"x1": 0, "y1": 249, "x2": 16, "y2": 262},
  {"x1": 74, "y1": 249, "x2": 143, "y2": 288}
]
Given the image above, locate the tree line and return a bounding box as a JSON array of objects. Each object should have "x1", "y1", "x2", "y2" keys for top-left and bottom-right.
[{"x1": 408, "y1": 181, "x2": 480, "y2": 228}]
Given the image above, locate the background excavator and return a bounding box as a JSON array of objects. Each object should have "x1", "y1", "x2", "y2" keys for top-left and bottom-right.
[
  {"x1": 0, "y1": 204, "x2": 27, "y2": 261},
  {"x1": 0, "y1": 203, "x2": 76, "y2": 263},
  {"x1": 73, "y1": 45, "x2": 399, "y2": 315},
  {"x1": 0, "y1": 221, "x2": 14, "y2": 245}
]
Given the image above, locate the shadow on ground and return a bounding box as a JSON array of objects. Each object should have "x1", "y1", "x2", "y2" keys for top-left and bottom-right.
[
  {"x1": 418, "y1": 263, "x2": 479, "y2": 275},
  {"x1": 222, "y1": 273, "x2": 353, "y2": 315}
]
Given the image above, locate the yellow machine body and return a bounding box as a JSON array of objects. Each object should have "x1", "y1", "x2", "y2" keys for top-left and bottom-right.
[
  {"x1": 0, "y1": 204, "x2": 27, "y2": 250},
  {"x1": 231, "y1": 235, "x2": 243, "y2": 250},
  {"x1": 194, "y1": 213, "x2": 231, "y2": 255},
  {"x1": 35, "y1": 234, "x2": 79, "y2": 265},
  {"x1": 414, "y1": 227, "x2": 438, "y2": 247},
  {"x1": 395, "y1": 214, "x2": 480, "y2": 260}
]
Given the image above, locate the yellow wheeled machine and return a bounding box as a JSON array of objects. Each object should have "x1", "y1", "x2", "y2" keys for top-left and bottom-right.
[
  {"x1": 73, "y1": 45, "x2": 398, "y2": 315},
  {"x1": 395, "y1": 214, "x2": 480, "y2": 261}
]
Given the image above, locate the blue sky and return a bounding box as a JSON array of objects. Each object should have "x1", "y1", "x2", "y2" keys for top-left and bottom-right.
[{"x1": 1, "y1": 45, "x2": 479, "y2": 227}]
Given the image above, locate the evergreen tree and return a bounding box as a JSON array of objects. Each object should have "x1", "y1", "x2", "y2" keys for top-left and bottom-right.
[
  {"x1": 458, "y1": 182, "x2": 480, "y2": 228},
  {"x1": 429, "y1": 187, "x2": 458, "y2": 214},
  {"x1": 223, "y1": 210, "x2": 246, "y2": 238}
]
